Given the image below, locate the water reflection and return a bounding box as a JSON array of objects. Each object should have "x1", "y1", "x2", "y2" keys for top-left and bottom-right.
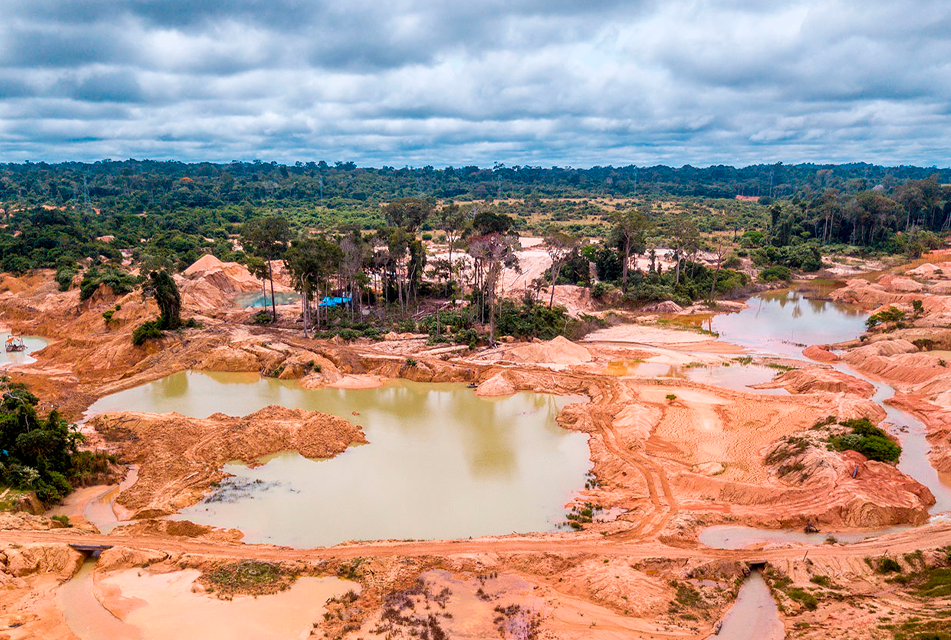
[
  {"x1": 88, "y1": 373, "x2": 591, "y2": 546},
  {"x1": 710, "y1": 287, "x2": 868, "y2": 357}
]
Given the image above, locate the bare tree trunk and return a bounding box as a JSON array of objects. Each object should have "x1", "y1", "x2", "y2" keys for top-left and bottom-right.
[
  {"x1": 621, "y1": 236, "x2": 630, "y2": 291},
  {"x1": 268, "y1": 259, "x2": 277, "y2": 321},
  {"x1": 447, "y1": 235, "x2": 454, "y2": 304}
]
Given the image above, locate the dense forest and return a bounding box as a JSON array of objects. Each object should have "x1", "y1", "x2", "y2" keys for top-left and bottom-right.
[
  {"x1": 1, "y1": 160, "x2": 949, "y2": 213},
  {"x1": 1, "y1": 161, "x2": 950, "y2": 343}
]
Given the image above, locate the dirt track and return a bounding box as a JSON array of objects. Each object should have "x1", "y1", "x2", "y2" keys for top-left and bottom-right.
[{"x1": 7, "y1": 521, "x2": 951, "y2": 563}]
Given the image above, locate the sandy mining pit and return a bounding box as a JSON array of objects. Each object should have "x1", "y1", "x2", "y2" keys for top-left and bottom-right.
[{"x1": 3, "y1": 258, "x2": 951, "y2": 639}]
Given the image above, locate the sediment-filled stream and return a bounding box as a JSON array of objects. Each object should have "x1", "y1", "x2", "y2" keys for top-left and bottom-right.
[
  {"x1": 699, "y1": 285, "x2": 951, "y2": 550},
  {"x1": 706, "y1": 571, "x2": 784, "y2": 640}
]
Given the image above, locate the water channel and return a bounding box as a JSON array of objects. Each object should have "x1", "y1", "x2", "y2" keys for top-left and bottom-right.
[
  {"x1": 704, "y1": 571, "x2": 784, "y2": 640},
  {"x1": 696, "y1": 285, "x2": 951, "y2": 550},
  {"x1": 88, "y1": 374, "x2": 592, "y2": 546}
]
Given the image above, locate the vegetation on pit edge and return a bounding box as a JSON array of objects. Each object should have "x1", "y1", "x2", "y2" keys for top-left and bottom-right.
[{"x1": 0, "y1": 376, "x2": 115, "y2": 505}]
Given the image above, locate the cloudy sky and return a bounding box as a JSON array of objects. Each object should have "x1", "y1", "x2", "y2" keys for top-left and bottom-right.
[{"x1": 1, "y1": 0, "x2": 949, "y2": 167}]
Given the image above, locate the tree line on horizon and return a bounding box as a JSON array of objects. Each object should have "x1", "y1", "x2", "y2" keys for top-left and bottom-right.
[{"x1": 1, "y1": 160, "x2": 949, "y2": 214}]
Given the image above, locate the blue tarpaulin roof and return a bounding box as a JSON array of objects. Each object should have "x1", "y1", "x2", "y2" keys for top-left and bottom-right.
[{"x1": 318, "y1": 296, "x2": 352, "y2": 307}]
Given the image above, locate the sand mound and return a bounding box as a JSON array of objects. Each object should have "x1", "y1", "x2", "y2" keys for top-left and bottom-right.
[
  {"x1": 754, "y1": 367, "x2": 875, "y2": 397},
  {"x1": 642, "y1": 300, "x2": 683, "y2": 313},
  {"x1": 803, "y1": 345, "x2": 840, "y2": 363},
  {"x1": 183, "y1": 254, "x2": 226, "y2": 276},
  {"x1": 847, "y1": 351, "x2": 948, "y2": 388},
  {"x1": 505, "y1": 335, "x2": 592, "y2": 365},
  {"x1": 844, "y1": 339, "x2": 919, "y2": 363},
  {"x1": 877, "y1": 274, "x2": 925, "y2": 293},
  {"x1": 181, "y1": 254, "x2": 283, "y2": 310},
  {"x1": 831, "y1": 278, "x2": 922, "y2": 305},
  {"x1": 2, "y1": 544, "x2": 83, "y2": 577},
  {"x1": 475, "y1": 373, "x2": 516, "y2": 397},
  {"x1": 612, "y1": 403, "x2": 662, "y2": 441},
  {"x1": 907, "y1": 262, "x2": 951, "y2": 279},
  {"x1": 90, "y1": 406, "x2": 366, "y2": 517}
]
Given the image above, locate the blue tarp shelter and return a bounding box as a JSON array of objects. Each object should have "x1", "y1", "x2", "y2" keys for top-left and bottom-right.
[{"x1": 318, "y1": 296, "x2": 352, "y2": 307}]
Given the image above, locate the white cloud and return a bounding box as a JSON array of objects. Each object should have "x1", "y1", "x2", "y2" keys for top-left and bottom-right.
[{"x1": 0, "y1": 0, "x2": 948, "y2": 166}]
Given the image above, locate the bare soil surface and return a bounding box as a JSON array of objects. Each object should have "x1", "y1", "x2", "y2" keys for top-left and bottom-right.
[{"x1": 2, "y1": 255, "x2": 951, "y2": 639}]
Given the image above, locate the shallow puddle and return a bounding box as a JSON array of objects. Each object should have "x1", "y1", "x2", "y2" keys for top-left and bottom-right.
[
  {"x1": 606, "y1": 360, "x2": 787, "y2": 394},
  {"x1": 59, "y1": 560, "x2": 354, "y2": 640},
  {"x1": 699, "y1": 524, "x2": 911, "y2": 550},
  {"x1": 233, "y1": 291, "x2": 300, "y2": 308},
  {"x1": 682, "y1": 363, "x2": 788, "y2": 395},
  {"x1": 0, "y1": 334, "x2": 48, "y2": 368},
  {"x1": 90, "y1": 373, "x2": 592, "y2": 546},
  {"x1": 706, "y1": 571, "x2": 783, "y2": 640},
  {"x1": 690, "y1": 287, "x2": 868, "y2": 357}
]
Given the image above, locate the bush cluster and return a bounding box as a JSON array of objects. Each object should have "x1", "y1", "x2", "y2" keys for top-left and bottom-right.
[
  {"x1": 829, "y1": 417, "x2": 901, "y2": 462},
  {"x1": 0, "y1": 377, "x2": 112, "y2": 504},
  {"x1": 78, "y1": 265, "x2": 137, "y2": 302}
]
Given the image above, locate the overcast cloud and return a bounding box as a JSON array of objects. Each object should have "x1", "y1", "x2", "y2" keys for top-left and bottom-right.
[{"x1": 0, "y1": 0, "x2": 949, "y2": 166}]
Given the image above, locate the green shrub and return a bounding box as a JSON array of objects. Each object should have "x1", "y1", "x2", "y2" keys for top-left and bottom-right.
[
  {"x1": 876, "y1": 557, "x2": 902, "y2": 574},
  {"x1": 50, "y1": 514, "x2": 71, "y2": 527},
  {"x1": 866, "y1": 306, "x2": 906, "y2": 330},
  {"x1": 79, "y1": 265, "x2": 137, "y2": 302},
  {"x1": 759, "y1": 265, "x2": 791, "y2": 282},
  {"x1": 131, "y1": 320, "x2": 163, "y2": 346},
  {"x1": 829, "y1": 417, "x2": 901, "y2": 462},
  {"x1": 722, "y1": 252, "x2": 743, "y2": 269},
  {"x1": 55, "y1": 266, "x2": 77, "y2": 291},
  {"x1": 785, "y1": 587, "x2": 818, "y2": 610},
  {"x1": 252, "y1": 310, "x2": 272, "y2": 324}
]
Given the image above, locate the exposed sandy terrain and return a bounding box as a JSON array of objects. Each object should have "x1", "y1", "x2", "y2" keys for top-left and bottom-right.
[
  {"x1": 88, "y1": 406, "x2": 366, "y2": 519},
  {"x1": 1, "y1": 255, "x2": 951, "y2": 639}
]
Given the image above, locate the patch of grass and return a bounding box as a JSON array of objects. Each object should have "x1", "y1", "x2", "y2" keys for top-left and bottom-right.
[
  {"x1": 918, "y1": 568, "x2": 951, "y2": 598},
  {"x1": 50, "y1": 514, "x2": 71, "y2": 527},
  {"x1": 765, "y1": 436, "x2": 809, "y2": 465},
  {"x1": 337, "y1": 558, "x2": 366, "y2": 581},
  {"x1": 667, "y1": 581, "x2": 707, "y2": 615},
  {"x1": 868, "y1": 556, "x2": 902, "y2": 574},
  {"x1": 131, "y1": 319, "x2": 163, "y2": 346},
  {"x1": 785, "y1": 587, "x2": 818, "y2": 610},
  {"x1": 809, "y1": 575, "x2": 836, "y2": 588},
  {"x1": 199, "y1": 560, "x2": 297, "y2": 597}
]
